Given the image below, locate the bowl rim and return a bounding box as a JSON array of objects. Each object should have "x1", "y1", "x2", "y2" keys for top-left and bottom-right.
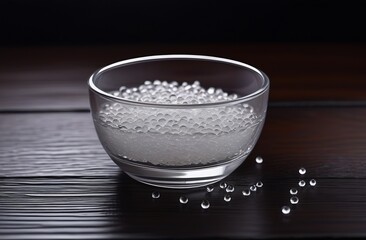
[{"x1": 88, "y1": 54, "x2": 270, "y2": 108}]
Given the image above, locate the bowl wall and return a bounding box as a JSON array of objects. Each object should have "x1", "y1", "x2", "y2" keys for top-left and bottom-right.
[{"x1": 89, "y1": 55, "x2": 269, "y2": 188}]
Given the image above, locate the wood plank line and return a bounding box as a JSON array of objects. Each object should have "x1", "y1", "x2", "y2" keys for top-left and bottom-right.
[
  {"x1": 1, "y1": 44, "x2": 366, "y2": 110},
  {"x1": 0, "y1": 113, "x2": 118, "y2": 177},
  {"x1": 2, "y1": 100, "x2": 366, "y2": 114},
  {"x1": 1, "y1": 108, "x2": 366, "y2": 178},
  {"x1": 1, "y1": 107, "x2": 366, "y2": 238},
  {"x1": 1, "y1": 176, "x2": 366, "y2": 238}
]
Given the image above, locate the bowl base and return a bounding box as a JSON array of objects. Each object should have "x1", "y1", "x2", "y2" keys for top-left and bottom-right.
[{"x1": 110, "y1": 154, "x2": 247, "y2": 189}]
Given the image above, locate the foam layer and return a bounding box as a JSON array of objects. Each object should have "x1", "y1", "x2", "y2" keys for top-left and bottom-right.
[
  {"x1": 110, "y1": 80, "x2": 238, "y2": 104},
  {"x1": 95, "y1": 81, "x2": 263, "y2": 166}
]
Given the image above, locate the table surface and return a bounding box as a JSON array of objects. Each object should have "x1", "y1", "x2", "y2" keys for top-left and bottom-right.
[{"x1": 1, "y1": 44, "x2": 366, "y2": 239}]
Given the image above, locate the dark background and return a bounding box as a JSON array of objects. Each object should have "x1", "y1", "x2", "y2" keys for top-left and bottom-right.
[{"x1": 1, "y1": 0, "x2": 365, "y2": 46}]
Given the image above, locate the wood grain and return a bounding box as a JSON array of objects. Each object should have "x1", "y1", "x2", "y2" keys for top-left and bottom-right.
[
  {"x1": 1, "y1": 107, "x2": 366, "y2": 179},
  {"x1": 0, "y1": 113, "x2": 118, "y2": 177},
  {"x1": 1, "y1": 56, "x2": 366, "y2": 240},
  {"x1": 1, "y1": 44, "x2": 366, "y2": 110},
  {"x1": 1, "y1": 176, "x2": 366, "y2": 239},
  {"x1": 1, "y1": 107, "x2": 366, "y2": 238}
]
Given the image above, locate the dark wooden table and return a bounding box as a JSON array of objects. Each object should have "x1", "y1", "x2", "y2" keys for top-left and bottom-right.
[{"x1": 1, "y1": 44, "x2": 366, "y2": 239}]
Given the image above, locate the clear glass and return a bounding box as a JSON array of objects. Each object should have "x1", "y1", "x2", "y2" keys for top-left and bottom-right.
[{"x1": 89, "y1": 55, "x2": 269, "y2": 188}]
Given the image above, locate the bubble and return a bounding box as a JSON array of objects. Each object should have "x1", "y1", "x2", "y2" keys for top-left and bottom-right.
[
  {"x1": 179, "y1": 126, "x2": 187, "y2": 132},
  {"x1": 282, "y1": 206, "x2": 291, "y2": 215},
  {"x1": 206, "y1": 185, "x2": 214, "y2": 192},
  {"x1": 201, "y1": 200, "x2": 210, "y2": 209},
  {"x1": 290, "y1": 196, "x2": 299, "y2": 205},
  {"x1": 224, "y1": 194, "x2": 232, "y2": 202},
  {"x1": 242, "y1": 189, "x2": 251, "y2": 196},
  {"x1": 179, "y1": 196, "x2": 188, "y2": 204},
  {"x1": 207, "y1": 87, "x2": 215, "y2": 94},
  {"x1": 299, "y1": 167, "x2": 306, "y2": 175},
  {"x1": 151, "y1": 191, "x2": 160, "y2": 199},
  {"x1": 169, "y1": 94, "x2": 177, "y2": 102},
  {"x1": 220, "y1": 182, "x2": 228, "y2": 189},
  {"x1": 255, "y1": 156, "x2": 263, "y2": 164},
  {"x1": 153, "y1": 80, "x2": 161, "y2": 85},
  {"x1": 226, "y1": 185, "x2": 235, "y2": 192},
  {"x1": 256, "y1": 181, "x2": 263, "y2": 188},
  {"x1": 298, "y1": 180, "x2": 306, "y2": 187},
  {"x1": 118, "y1": 125, "x2": 127, "y2": 131},
  {"x1": 250, "y1": 185, "x2": 257, "y2": 192},
  {"x1": 309, "y1": 179, "x2": 317, "y2": 186},
  {"x1": 290, "y1": 188, "x2": 298, "y2": 195}
]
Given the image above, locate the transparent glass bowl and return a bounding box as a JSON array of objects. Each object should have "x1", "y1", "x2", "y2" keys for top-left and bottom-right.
[{"x1": 89, "y1": 55, "x2": 269, "y2": 188}]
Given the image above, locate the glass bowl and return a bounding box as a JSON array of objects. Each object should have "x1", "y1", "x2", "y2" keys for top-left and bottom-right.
[{"x1": 88, "y1": 55, "x2": 269, "y2": 188}]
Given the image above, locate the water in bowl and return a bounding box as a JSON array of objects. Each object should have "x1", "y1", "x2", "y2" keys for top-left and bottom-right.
[{"x1": 94, "y1": 81, "x2": 264, "y2": 167}]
